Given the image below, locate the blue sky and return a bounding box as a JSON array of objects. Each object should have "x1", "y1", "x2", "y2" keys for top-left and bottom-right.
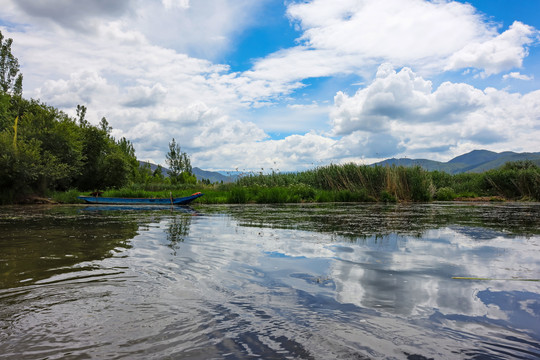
[{"x1": 1, "y1": 0, "x2": 539, "y2": 171}]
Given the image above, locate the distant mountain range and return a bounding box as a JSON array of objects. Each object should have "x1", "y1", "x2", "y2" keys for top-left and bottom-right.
[
  {"x1": 139, "y1": 150, "x2": 540, "y2": 183},
  {"x1": 139, "y1": 161, "x2": 236, "y2": 183},
  {"x1": 372, "y1": 150, "x2": 540, "y2": 174}
]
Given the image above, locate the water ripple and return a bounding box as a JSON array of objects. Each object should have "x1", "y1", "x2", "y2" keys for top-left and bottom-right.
[{"x1": 1, "y1": 204, "x2": 539, "y2": 359}]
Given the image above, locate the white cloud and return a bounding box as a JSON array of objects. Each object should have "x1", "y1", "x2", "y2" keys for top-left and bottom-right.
[
  {"x1": 445, "y1": 21, "x2": 538, "y2": 77},
  {"x1": 1, "y1": 0, "x2": 539, "y2": 171},
  {"x1": 247, "y1": 0, "x2": 538, "y2": 86},
  {"x1": 329, "y1": 64, "x2": 540, "y2": 161},
  {"x1": 503, "y1": 72, "x2": 534, "y2": 81},
  {"x1": 35, "y1": 71, "x2": 117, "y2": 108},
  {"x1": 331, "y1": 65, "x2": 484, "y2": 135},
  {"x1": 11, "y1": 0, "x2": 134, "y2": 32},
  {"x1": 162, "y1": 0, "x2": 190, "y2": 10},
  {"x1": 288, "y1": 0, "x2": 487, "y2": 60},
  {"x1": 192, "y1": 131, "x2": 339, "y2": 171},
  {"x1": 122, "y1": 83, "x2": 167, "y2": 108},
  {"x1": 129, "y1": 0, "x2": 268, "y2": 60}
]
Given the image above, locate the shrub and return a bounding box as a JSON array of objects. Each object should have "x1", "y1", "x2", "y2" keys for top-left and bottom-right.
[
  {"x1": 380, "y1": 190, "x2": 397, "y2": 203},
  {"x1": 435, "y1": 187, "x2": 456, "y2": 201}
]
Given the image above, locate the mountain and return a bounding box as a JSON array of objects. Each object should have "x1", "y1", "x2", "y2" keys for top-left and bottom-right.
[
  {"x1": 138, "y1": 161, "x2": 235, "y2": 183},
  {"x1": 372, "y1": 150, "x2": 540, "y2": 174},
  {"x1": 192, "y1": 167, "x2": 235, "y2": 183}
]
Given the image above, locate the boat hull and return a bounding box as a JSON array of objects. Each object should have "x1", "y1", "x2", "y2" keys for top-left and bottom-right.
[{"x1": 77, "y1": 193, "x2": 203, "y2": 205}]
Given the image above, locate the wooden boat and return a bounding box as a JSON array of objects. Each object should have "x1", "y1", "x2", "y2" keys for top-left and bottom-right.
[{"x1": 77, "y1": 192, "x2": 203, "y2": 205}]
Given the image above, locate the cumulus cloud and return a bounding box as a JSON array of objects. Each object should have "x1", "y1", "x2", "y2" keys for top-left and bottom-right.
[
  {"x1": 445, "y1": 21, "x2": 538, "y2": 76},
  {"x1": 331, "y1": 64, "x2": 484, "y2": 135},
  {"x1": 35, "y1": 71, "x2": 116, "y2": 108},
  {"x1": 503, "y1": 72, "x2": 534, "y2": 81},
  {"x1": 193, "y1": 131, "x2": 338, "y2": 171},
  {"x1": 1, "y1": 0, "x2": 539, "y2": 170},
  {"x1": 122, "y1": 83, "x2": 167, "y2": 108},
  {"x1": 328, "y1": 64, "x2": 540, "y2": 162},
  {"x1": 248, "y1": 0, "x2": 538, "y2": 85},
  {"x1": 130, "y1": 0, "x2": 268, "y2": 60},
  {"x1": 13, "y1": 0, "x2": 133, "y2": 32}
]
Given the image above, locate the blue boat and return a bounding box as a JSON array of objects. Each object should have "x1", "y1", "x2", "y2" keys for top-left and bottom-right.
[{"x1": 77, "y1": 192, "x2": 203, "y2": 205}]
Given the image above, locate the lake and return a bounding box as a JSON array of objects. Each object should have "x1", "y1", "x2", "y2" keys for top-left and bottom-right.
[{"x1": 1, "y1": 203, "x2": 539, "y2": 359}]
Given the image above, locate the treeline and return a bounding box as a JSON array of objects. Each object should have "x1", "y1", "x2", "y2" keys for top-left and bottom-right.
[
  {"x1": 1, "y1": 30, "x2": 200, "y2": 204},
  {"x1": 0, "y1": 94, "x2": 201, "y2": 204},
  {"x1": 0, "y1": 94, "x2": 137, "y2": 203},
  {"x1": 1, "y1": 30, "x2": 137, "y2": 203}
]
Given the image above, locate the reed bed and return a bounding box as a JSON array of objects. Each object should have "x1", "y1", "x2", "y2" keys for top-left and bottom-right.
[
  {"x1": 237, "y1": 164, "x2": 433, "y2": 202},
  {"x1": 54, "y1": 161, "x2": 540, "y2": 204}
]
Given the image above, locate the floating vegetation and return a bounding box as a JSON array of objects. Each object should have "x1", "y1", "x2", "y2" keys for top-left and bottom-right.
[{"x1": 452, "y1": 277, "x2": 540, "y2": 282}]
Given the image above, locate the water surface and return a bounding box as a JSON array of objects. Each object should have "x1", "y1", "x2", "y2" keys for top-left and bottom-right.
[{"x1": 1, "y1": 203, "x2": 539, "y2": 359}]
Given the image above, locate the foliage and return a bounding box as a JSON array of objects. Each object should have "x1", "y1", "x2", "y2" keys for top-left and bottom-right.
[
  {"x1": 49, "y1": 189, "x2": 82, "y2": 204},
  {"x1": 53, "y1": 159, "x2": 540, "y2": 205},
  {"x1": 435, "y1": 187, "x2": 457, "y2": 201},
  {"x1": 482, "y1": 163, "x2": 540, "y2": 200},
  {"x1": 0, "y1": 30, "x2": 23, "y2": 96},
  {"x1": 228, "y1": 187, "x2": 248, "y2": 204},
  {"x1": 236, "y1": 163, "x2": 434, "y2": 202},
  {"x1": 0, "y1": 92, "x2": 145, "y2": 202},
  {"x1": 166, "y1": 138, "x2": 193, "y2": 184}
]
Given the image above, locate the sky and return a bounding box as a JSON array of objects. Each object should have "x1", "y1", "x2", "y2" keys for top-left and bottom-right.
[{"x1": 1, "y1": 0, "x2": 539, "y2": 172}]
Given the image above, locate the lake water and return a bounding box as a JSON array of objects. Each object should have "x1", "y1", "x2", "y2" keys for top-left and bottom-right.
[{"x1": 1, "y1": 203, "x2": 539, "y2": 359}]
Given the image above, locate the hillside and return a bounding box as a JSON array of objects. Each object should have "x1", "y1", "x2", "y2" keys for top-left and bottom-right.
[
  {"x1": 372, "y1": 150, "x2": 540, "y2": 174},
  {"x1": 139, "y1": 161, "x2": 235, "y2": 183}
]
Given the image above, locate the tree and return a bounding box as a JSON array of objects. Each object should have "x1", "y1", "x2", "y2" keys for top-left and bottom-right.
[
  {"x1": 166, "y1": 138, "x2": 193, "y2": 184},
  {"x1": 0, "y1": 30, "x2": 23, "y2": 96},
  {"x1": 76, "y1": 104, "x2": 88, "y2": 127},
  {"x1": 152, "y1": 165, "x2": 165, "y2": 181}
]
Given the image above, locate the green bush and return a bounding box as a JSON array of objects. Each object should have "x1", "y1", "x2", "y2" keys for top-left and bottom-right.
[
  {"x1": 435, "y1": 187, "x2": 456, "y2": 201},
  {"x1": 380, "y1": 190, "x2": 397, "y2": 203}
]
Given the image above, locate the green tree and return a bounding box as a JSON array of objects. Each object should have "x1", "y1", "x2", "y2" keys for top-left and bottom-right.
[
  {"x1": 0, "y1": 30, "x2": 23, "y2": 96},
  {"x1": 76, "y1": 116, "x2": 136, "y2": 190},
  {"x1": 76, "y1": 104, "x2": 88, "y2": 127},
  {"x1": 166, "y1": 138, "x2": 193, "y2": 184},
  {"x1": 152, "y1": 164, "x2": 165, "y2": 181},
  {"x1": 116, "y1": 136, "x2": 139, "y2": 183},
  {"x1": 0, "y1": 32, "x2": 144, "y2": 201}
]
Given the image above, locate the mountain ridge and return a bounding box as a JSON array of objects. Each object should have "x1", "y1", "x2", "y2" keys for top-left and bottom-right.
[
  {"x1": 139, "y1": 150, "x2": 540, "y2": 182},
  {"x1": 138, "y1": 161, "x2": 236, "y2": 183},
  {"x1": 372, "y1": 150, "x2": 540, "y2": 174}
]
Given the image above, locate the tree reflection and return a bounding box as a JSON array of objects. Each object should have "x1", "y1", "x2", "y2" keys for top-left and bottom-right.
[
  {"x1": 0, "y1": 207, "x2": 138, "y2": 289},
  {"x1": 166, "y1": 215, "x2": 192, "y2": 255}
]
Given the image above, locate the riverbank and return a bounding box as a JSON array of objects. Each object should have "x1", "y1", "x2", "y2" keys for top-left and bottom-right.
[
  {"x1": 4, "y1": 160, "x2": 539, "y2": 205},
  {"x1": 32, "y1": 188, "x2": 529, "y2": 206}
]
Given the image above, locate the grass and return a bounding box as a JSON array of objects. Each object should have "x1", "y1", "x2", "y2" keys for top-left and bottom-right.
[
  {"x1": 42, "y1": 161, "x2": 540, "y2": 205},
  {"x1": 49, "y1": 189, "x2": 82, "y2": 203}
]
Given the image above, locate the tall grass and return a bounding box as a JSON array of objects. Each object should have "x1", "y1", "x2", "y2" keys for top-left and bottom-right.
[
  {"x1": 234, "y1": 161, "x2": 540, "y2": 202},
  {"x1": 50, "y1": 160, "x2": 540, "y2": 205},
  {"x1": 237, "y1": 164, "x2": 434, "y2": 202},
  {"x1": 482, "y1": 162, "x2": 540, "y2": 200}
]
